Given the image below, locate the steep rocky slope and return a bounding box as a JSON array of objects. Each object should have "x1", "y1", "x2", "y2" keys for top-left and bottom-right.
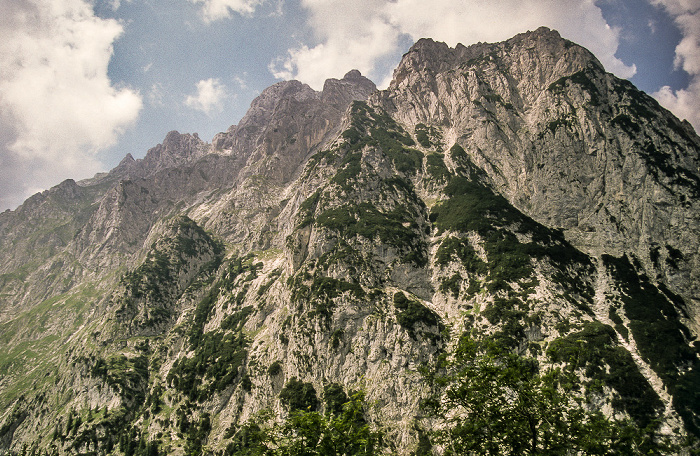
[
  {"x1": 0, "y1": 28, "x2": 698, "y2": 455},
  {"x1": 378, "y1": 28, "x2": 700, "y2": 333}
]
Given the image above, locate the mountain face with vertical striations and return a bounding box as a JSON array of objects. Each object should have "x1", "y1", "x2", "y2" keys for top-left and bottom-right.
[{"x1": 1, "y1": 27, "x2": 699, "y2": 455}]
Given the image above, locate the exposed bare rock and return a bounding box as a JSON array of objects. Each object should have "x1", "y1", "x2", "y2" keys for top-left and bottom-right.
[{"x1": 377, "y1": 26, "x2": 700, "y2": 333}]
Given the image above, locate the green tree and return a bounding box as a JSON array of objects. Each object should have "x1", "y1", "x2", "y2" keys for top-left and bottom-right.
[
  {"x1": 225, "y1": 391, "x2": 382, "y2": 456},
  {"x1": 279, "y1": 378, "x2": 319, "y2": 412},
  {"x1": 225, "y1": 413, "x2": 273, "y2": 456},
  {"x1": 427, "y1": 333, "x2": 672, "y2": 455},
  {"x1": 316, "y1": 391, "x2": 380, "y2": 456}
]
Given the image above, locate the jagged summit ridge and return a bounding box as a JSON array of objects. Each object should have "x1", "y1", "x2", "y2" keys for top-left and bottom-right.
[
  {"x1": 390, "y1": 27, "x2": 598, "y2": 93},
  {"x1": 212, "y1": 70, "x2": 375, "y2": 154},
  {"x1": 385, "y1": 26, "x2": 603, "y2": 124}
]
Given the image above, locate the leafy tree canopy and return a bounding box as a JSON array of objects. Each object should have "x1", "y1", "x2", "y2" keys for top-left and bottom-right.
[
  {"x1": 425, "y1": 333, "x2": 678, "y2": 455},
  {"x1": 225, "y1": 390, "x2": 382, "y2": 456}
]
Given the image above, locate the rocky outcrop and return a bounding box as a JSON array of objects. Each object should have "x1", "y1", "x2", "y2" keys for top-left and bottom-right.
[
  {"x1": 377, "y1": 26, "x2": 700, "y2": 334},
  {"x1": 213, "y1": 70, "x2": 376, "y2": 184},
  {"x1": 100, "y1": 131, "x2": 211, "y2": 182}
]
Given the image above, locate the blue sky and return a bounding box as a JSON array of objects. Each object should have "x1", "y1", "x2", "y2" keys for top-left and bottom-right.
[{"x1": 1, "y1": 0, "x2": 699, "y2": 211}]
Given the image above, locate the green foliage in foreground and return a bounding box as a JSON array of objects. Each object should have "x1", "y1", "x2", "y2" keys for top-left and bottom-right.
[
  {"x1": 220, "y1": 333, "x2": 687, "y2": 456},
  {"x1": 279, "y1": 378, "x2": 319, "y2": 412},
  {"x1": 224, "y1": 391, "x2": 381, "y2": 456},
  {"x1": 425, "y1": 333, "x2": 679, "y2": 455}
]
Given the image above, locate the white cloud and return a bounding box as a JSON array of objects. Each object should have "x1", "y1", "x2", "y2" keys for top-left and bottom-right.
[
  {"x1": 270, "y1": 0, "x2": 637, "y2": 91},
  {"x1": 148, "y1": 83, "x2": 165, "y2": 107},
  {"x1": 649, "y1": 0, "x2": 700, "y2": 16},
  {"x1": 654, "y1": 83, "x2": 700, "y2": 129},
  {"x1": 269, "y1": 0, "x2": 400, "y2": 90},
  {"x1": 649, "y1": 0, "x2": 700, "y2": 132},
  {"x1": 185, "y1": 78, "x2": 228, "y2": 115},
  {"x1": 233, "y1": 75, "x2": 248, "y2": 90},
  {"x1": 0, "y1": 0, "x2": 142, "y2": 210},
  {"x1": 648, "y1": 19, "x2": 658, "y2": 34},
  {"x1": 189, "y1": 0, "x2": 261, "y2": 22}
]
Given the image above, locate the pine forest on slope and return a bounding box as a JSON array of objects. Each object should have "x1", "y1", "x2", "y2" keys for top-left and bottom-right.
[{"x1": 0, "y1": 27, "x2": 699, "y2": 455}]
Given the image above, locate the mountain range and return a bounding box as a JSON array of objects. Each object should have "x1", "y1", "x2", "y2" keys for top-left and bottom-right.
[{"x1": 0, "y1": 26, "x2": 699, "y2": 455}]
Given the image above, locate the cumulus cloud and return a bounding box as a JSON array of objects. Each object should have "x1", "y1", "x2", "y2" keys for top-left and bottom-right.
[
  {"x1": 185, "y1": 78, "x2": 228, "y2": 115},
  {"x1": 269, "y1": 0, "x2": 636, "y2": 90},
  {"x1": 0, "y1": 0, "x2": 142, "y2": 210},
  {"x1": 269, "y1": 0, "x2": 400, "y2": 89},
  {"x1": 148, "y1": 83, "x2": 165, "y2": 107},
  {"x1": 233, "y1": 75, "x2": 248, "y2": 90},
  {"x1": 189, "y1": 0, "x2": 261, "y2": 22},
  {"x1": 649, "y1": 0, "x2": 700, "y2": 132},
  {"x1": 275, "y1": 0, "x2": 403, "y2": 89}
]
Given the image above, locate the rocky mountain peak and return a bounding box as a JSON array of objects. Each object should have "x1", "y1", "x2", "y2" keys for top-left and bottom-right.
[
  {"x1": 103, "y1": 131, "x2": 209, "y2": 183},
  {"x1": 118, "y1": 153, "x2": 135, "y2": 167},
  {"x1": 322, "y1": 69, "x2": 377, "y2": 106},
  {"x1": 241, "y1": 80, "x2": 319, "y2": 126},
  {"x1": 215, "y1": 80, "x2": 317, "y2": 150},
  {"x1": 379, "y1": 25, "x2": 700, "y2": 335},
  {"x1": 215, "y1": 72, "x2": 376, "y2": 152},
  {"x1": 390, "y1": 26, "x2": 600, "y2": 93},
  {"x1": 139, "y1": 131, "x2": 207, "y2": 172},
  {"x1": 53, "y1": 178, "x2": 81, "y2": 199},
  {"x1": 390, "y1": 37, "x2": 458, "y2": 85},
  {"x1": 211, "y1": 72, "x2": 375, "y2": 184},
  {"x1": 1, "y1": 178, "x2": 83, "y2": 226},
  {"x1": 343, "y1": 69, "x2": 363, "y2": 79}
]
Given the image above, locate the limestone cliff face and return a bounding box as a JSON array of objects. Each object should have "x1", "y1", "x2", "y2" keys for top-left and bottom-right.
[
  {"x1": 196, "y1": 70, "x2": 376, "y2": 249},
  {"x1": 212, "y1": 71, "x2": 376, "y2": 183},
  {"x1": 0, "y1": 30, "x2": 699, "y2": 455},
  {"x1": 377, "y1": 27, "x2": 700, "y2": 334}
]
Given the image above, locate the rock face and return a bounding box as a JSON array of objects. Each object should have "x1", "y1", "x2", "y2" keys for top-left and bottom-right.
[
  {"x1": 378, "y1": 27, "x2": 700, "y2": 334},
  {"x1": 0, "y1": 30, "x2": 699, "y2": 455},
  {"x1": 212, "y1": 71, "x2": 376, "y2": 184}
]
